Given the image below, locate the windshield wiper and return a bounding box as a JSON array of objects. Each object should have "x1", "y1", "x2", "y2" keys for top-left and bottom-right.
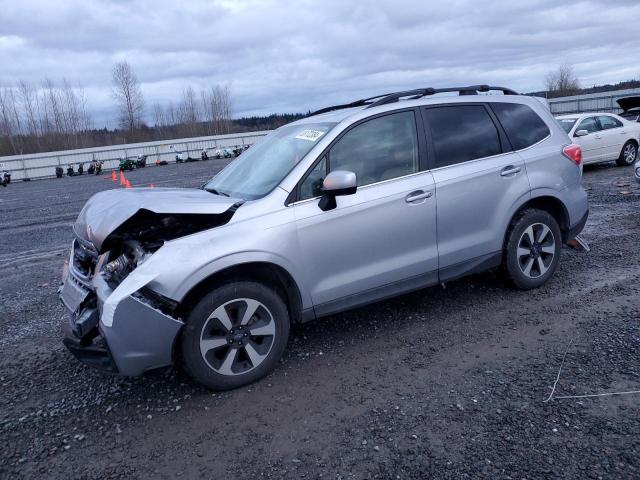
[{"x1": 205, "y1": 187, "x2": 230, "y2": 197}]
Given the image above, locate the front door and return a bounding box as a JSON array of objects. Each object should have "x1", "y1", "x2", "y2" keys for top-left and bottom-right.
[
  {"x1": 574, "y1": 116, "x2": 604, "y2": 164},
  {"x1": 292, "y1": 110, "x2": 438, "y2": 314}
]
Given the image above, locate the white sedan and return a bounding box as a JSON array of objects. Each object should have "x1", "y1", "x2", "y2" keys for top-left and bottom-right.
[{"x1": 556, "y1": 113, "x2": 640, "y2": 166}]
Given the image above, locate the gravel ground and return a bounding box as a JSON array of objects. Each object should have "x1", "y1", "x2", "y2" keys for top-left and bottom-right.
[{"x1": 0, "y1": 160, "x2": 639, "y2": 479}]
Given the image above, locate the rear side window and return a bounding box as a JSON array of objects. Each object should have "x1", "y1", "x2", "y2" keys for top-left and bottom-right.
[
  {"x1": 492, "y1": 103, "x2": 551, "y2": 150},
  {"x1": 598, "y1": 116, "x2": 623, "y2": 130},
  {"x1": 423, "y1": 105, "x2": 502, "y2": 168}
]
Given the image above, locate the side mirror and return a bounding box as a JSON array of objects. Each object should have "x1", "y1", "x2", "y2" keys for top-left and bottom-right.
[
  {"x1": 318, "y1": 170, "x2": 357, "y2": 211},
  {"x1": 574, "y1": 129, "x2": 589, "y2": 137}
]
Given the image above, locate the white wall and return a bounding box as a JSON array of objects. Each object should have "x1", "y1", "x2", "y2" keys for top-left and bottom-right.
[{"x1": 0, "y1": 131, "x2": 270, "y2": 180}]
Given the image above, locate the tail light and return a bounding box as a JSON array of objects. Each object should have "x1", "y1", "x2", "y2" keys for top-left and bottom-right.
[{"x1": 562, "y1": 144, "x2": 582, "y2": 166}]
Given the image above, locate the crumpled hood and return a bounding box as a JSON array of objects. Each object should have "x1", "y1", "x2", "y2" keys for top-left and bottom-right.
[
  {"x1": 74, "y1": 187, "x2": 241, "y2": 250},
  {"x1": 616, "y1": 96, "x2": 640, "y2": 112}
]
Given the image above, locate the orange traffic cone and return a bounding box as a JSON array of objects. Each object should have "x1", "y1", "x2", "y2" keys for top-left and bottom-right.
[
  {"x1": 120, "y1": 171, "x2": 125, "y2": 186},
  {"x1": 125, "y1": 179, "x2": 132, "y2": 189},
  {"x1": 111, "y1": 170, "x2": 117, "y2": 182}
]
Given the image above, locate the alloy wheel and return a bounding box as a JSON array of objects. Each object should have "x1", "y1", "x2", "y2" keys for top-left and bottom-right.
[
  {"x1": 623, "y1": 144, "x2": 637, "y2": 164},
  {"x1": 517, "y1": 223, "x2": 556, "y2": 279},
  {"x1": 199, "y1": 298, "x2": 276, "y2": 376}
]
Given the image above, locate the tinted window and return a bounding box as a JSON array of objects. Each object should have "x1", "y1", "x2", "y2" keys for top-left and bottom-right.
[
  {"x1": 492, "y1": 103, "x2": 551, "y2": 150},
  {"x1": 329, "y1": 111, "x2": 419, "y2": 187},
  {"x1": 598, "y1": 115, "x2": 623, "y2": 130},
  {"x1": 299, "y1": 156, "x2": 327, "y2": 200},
  {"x1": 577, "y1": 117, "x2": 600, "y2": 134},
  {"x1": 424, "y1": 105, "x2": 501, "y2": 167}
]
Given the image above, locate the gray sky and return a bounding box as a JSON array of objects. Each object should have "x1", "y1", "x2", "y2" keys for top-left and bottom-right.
[{"x1": 2, "y1": 0, "x2": 639, "y2": 127}]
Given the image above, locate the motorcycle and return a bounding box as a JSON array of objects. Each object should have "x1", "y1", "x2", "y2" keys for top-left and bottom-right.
[
  {"x1": 1, "y1": 171, "x2": 10, "y2": 187},
  {"x1": 201, "y1": 149, "x2": 209, "y2": 161},
  {"x1": 77, "y1": 164, "x2": 84, "y2": 175},
  {"x1": 135, "y1": 155, "x2": 147, "y2": 168},
  {"x1": 119, "y1": 157, "x2": 136, "y2": 171},
  {"x1": 55, "y1": 166, "x2": 64, "y2": 178},
  {"x1": 95, "y1": 161, "x2": 103, "y2": 175},
  {"x1": 67, "y1": 165, "x2": 75, "y2": 177}
]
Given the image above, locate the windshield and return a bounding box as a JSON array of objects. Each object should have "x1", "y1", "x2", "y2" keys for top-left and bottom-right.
[
  {"x1": 557, "y1": 118, "x2": 577, "y2": 134},
  {"x1": 205, "y1": 122, "x2": 336, "y2": 199}
]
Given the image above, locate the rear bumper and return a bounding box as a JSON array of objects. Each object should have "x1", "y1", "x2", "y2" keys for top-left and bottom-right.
[{"x1": 567, "y1": 208, "x2": 589, "y2": 240}]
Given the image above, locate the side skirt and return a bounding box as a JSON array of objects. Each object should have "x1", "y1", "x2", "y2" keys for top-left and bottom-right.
[{"x1": 311, "y1": 270, "x2": 439, "y2": 320}]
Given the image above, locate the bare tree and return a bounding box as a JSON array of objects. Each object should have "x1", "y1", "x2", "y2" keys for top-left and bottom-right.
[
  {"x1": 17, "y1": 81, "x2": 41, "y2": 150},
  {"x1": 545, "y1": 63, "x2": 581, "y2": 98},
  {"x1": 0, "y1": 86, "x2": 22, "y2": 154},
  {"x1": 201, "y1": 85, "x2": 232, "y2": 135},
  {"x1": 111, "y1": 61, "x2": 145, "y2": 134},
  {"x1": 178, "y1": 86, "x2": 200, "y2": 137}
]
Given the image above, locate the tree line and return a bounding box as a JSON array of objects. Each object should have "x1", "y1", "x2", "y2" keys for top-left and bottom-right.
[
  {"x1": 0, "y1": 61, "x2": 251, "y2": 157},
  {"x1": 2, "y1": 61, "x2": 639, "y2": 157}
]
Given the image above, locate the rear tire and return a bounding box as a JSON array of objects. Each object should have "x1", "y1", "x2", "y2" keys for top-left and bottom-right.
[
  {"x1": 616, "y1": 140, "x2": 638, "y2": 166},
  {"x1": 181, "y1": 281, "x2": 290, "y2": 391},
  {"x1": 504, "y1": 209, "x2": 562, "y2": 290}
]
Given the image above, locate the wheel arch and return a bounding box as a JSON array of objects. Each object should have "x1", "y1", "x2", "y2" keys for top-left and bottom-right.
[
  {"x1": 175, "y1": 261, "x2": 306, "y2": 326},
  {"x1": 505, "y1": 194, "x2": 571, "y2": 245}
]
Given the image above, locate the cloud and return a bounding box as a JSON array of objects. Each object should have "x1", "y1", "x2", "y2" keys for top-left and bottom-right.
[{"x1": 1, "y1": 0, "x2": 639, "y2": 127}]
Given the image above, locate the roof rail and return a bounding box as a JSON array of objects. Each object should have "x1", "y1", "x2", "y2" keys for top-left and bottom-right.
[
  {"x1": 308, "y1": 92, "x2": 393, "y2": 116},
  {"x1": 308, "y1": 85, "x2": 518, "y2": 117},
  {"x1": 366, "y1": 85, "x2": 518, "y2": 109}
]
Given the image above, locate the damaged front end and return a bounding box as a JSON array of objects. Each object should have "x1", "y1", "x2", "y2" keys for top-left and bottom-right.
[{"x1": 60, "y1": 187, "x2": 241, "y2": 376}]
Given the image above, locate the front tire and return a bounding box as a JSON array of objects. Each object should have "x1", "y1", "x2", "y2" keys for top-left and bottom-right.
[
  {"x1": 616, "y1": 141, "x2": 638, "y2": 166},
  {"x1": 504, "y1": 209, "x2": 562, "y2": 290},
  {"x1": 181, "y1": 281, "x2": 290, "y2": 390}
]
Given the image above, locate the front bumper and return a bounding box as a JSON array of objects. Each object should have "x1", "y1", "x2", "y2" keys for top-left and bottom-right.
[{"x1": 60, "y1": 240, "x2": 183, "y2": 376}]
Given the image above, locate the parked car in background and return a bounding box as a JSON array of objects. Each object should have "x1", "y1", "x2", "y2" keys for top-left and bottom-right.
[
  {"x1": 60, "y1": 85, "x2": 589, "y2": 390},
  {"x1": 556, "y1": 113, "x2": 640, "y2": 166},
  {"x1": 617, "y1": 97, "x2": 640, "y2": 123}
]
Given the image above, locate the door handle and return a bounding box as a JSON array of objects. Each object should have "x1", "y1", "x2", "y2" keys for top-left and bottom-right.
[
  {"x1": 405, "y1": 190, "x2": 433, "y2": 203},
  {"x1": 500, "y1": 165, "x2": 521, "y2": 177}
]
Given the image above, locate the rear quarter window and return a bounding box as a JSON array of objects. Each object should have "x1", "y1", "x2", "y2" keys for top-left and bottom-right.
[{"x1": 492, "y1": 103, "x2": 551, "y2": 150}]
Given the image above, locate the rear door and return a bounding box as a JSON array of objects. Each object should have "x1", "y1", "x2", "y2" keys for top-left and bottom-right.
[
  {"x1": 596, "y1": 115, "x2": 625, "y2": 160},
  {"x1": 421, "y1": 103, "x2": 531, "y2": 279},
  {"x1": 574, "y1": 116, "x2": 604, "y2": 163}
]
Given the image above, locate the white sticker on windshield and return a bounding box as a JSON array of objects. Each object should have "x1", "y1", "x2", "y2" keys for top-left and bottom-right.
[
  {"x1": 561, "y1": 119, "x2": 575, "y2": 122},
  {"x1": 295, "y1": 129, "x2": 325, "y2": 142}
]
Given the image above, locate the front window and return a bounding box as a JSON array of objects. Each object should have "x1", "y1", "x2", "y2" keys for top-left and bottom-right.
[
  {"x1": 557, "y1": 118, "x2": 577, "y2": 134},
  {"x1": 204, "y1": 123, "x2": 336, "y2": 199},
  {"x1": 576, "y1": 117, "x2": 600, "y2": 134}
]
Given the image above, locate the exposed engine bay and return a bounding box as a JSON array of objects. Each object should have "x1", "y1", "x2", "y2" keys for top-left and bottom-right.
[{"x1": 99, "y1": 209, "x2": 236, "y2": 287}]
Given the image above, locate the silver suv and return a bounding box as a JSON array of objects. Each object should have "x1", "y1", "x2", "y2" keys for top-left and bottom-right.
[{"x1": 60, "y1": 85, "x2": 589, "y2": 390}]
